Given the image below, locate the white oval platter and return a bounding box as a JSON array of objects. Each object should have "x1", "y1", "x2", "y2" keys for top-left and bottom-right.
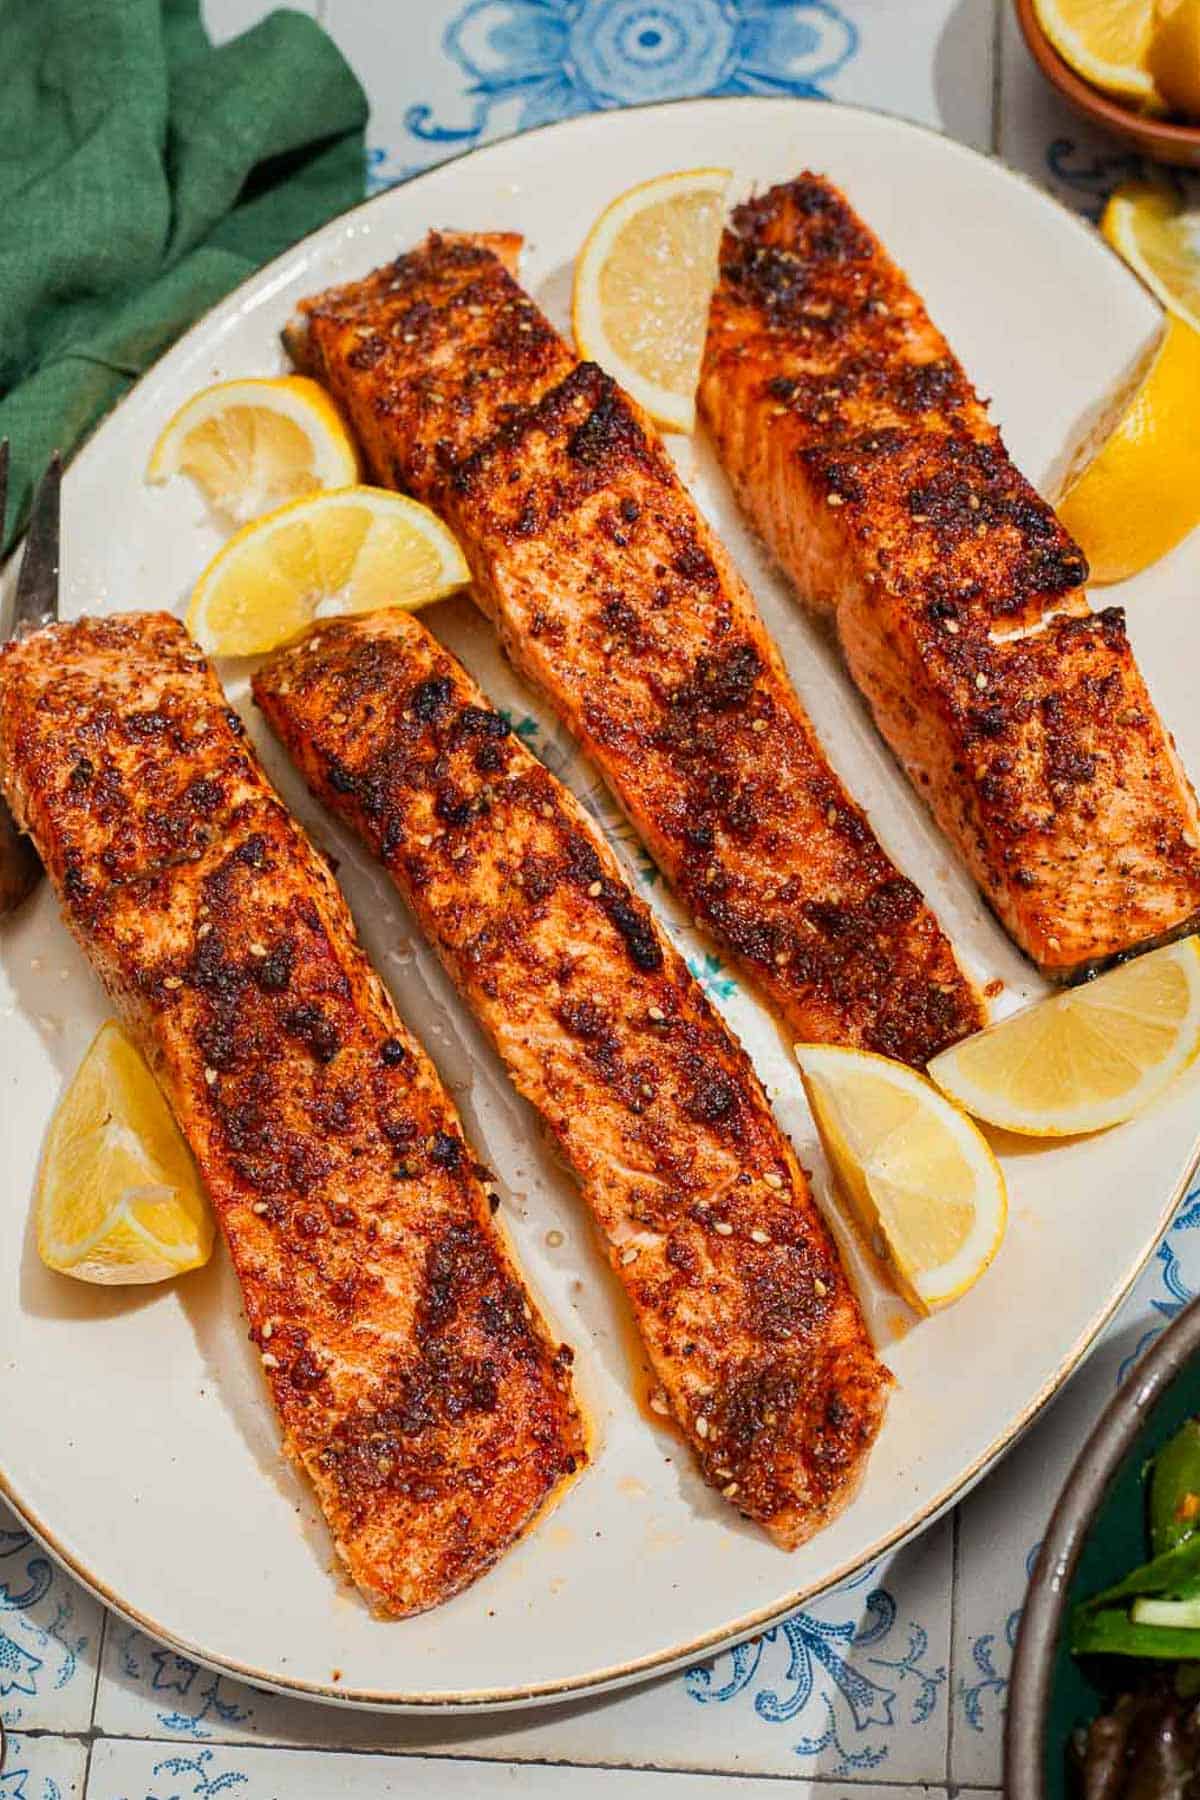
[{"x1": 2, "y1": 97, "x2": 1197, "y2": 1711}]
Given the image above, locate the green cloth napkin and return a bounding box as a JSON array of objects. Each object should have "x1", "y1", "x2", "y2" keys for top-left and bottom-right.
[{"x1": 0, "y1": 0, "x2": 368, "y2": 549}]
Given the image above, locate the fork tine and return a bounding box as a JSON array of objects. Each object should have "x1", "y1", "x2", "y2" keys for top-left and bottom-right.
[{"x1": 10, "y1": 453, "x2": 61, "y2": 640}]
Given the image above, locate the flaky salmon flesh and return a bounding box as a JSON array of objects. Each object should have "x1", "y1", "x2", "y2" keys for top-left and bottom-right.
[
  {"x1": 256, "y1": 612, "x2": 892, "y2": 1547},
  {"x1": 700, "y1": 175, "x2": 1200, "y2": 979},
  {"x1": 0, "y1": 613, "x2": 585, "y2": 1618},
  {"x1": 289, "y1": 232, "x2": 983, "y2": 1067}
]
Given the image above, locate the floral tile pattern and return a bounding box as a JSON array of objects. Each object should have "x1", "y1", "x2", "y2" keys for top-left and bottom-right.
[
  {"x1": 0, "y1": 1733, "x2": 88, "y2": 1800},
  {"x1": 323, "y1": 0, "x2": 998, "y2": 192},
  {"x1": 95, "y1": 1517, "x2": 952, "y2": 1781},
  {"x1": 405, "y1": 0, "x2": 860, "y2": 143},
  {"x1": 86, "y1": 1738, "x2": 953, "y2": 1798},
  {"x1": 0, "y1": 1504, "x2": 101, "y2": 1734}
]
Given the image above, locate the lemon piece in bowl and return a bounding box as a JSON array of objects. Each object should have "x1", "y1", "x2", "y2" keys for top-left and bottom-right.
[
  {"x1": 1149, "y1": 0, "x2": 1200, "y2": 118},
  {"x1": 572, "y1": 167, "x2": 731, "y2": 434},
  {"x1": 928, "y1": 938, "x2": 1200, "y2": 1138},
  {"x1": 1032, "y1": 0, "x2": 1160, "y2": 104},
  {"x1": 1056, "y1": 313, "x2": 1200, "y2": 582},
  {"x1": 38, "y1": 1021, "x2": 213, "y2": 1285},
  {"x1": 186, "y1": 486, "x2": 470, "y2": 658},
  {"x1": 147, "y1": 375, "x2": 359, "y2": 523},
  {"x1": 795, "y1": 1044, "x2": 1007, "y2": 1314}
]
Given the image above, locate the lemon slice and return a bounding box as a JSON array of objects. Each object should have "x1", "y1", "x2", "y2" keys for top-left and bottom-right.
[
  {"x1": 1104, "y1": 180, "x2": 1200, "y2": 334},
  {"x1": 147, "y1": 376, "x2": 359, "y2": 523},
  {"x1": 186, "y1": 486, "x2": 470, "y2": 657},
  {"x1": 796, "y1": 1044, "x2": 1007, "y2": 1313},
  {"x1": 1149, "y1": 0, "x2": 1200, "y2": 116},
  {"x1": 1032, "y1": 0, "x2": 1160, "y2": 103},
  {"x1": 1056, "y1": 314, "x2": 1200, "y2": 583},
  {"x1": 572, "y1": 167, "x2": 731, "y2": 433},
  {"x1": 38, "y1": 1021, "x2": 213, "y2": 1285},
  {"x1": 928, "y1": 938, "x2": 1200, "y2": 1138}
]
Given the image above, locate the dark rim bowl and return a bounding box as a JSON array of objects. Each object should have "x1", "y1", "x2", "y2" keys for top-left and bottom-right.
[
  {"x1": 1007, "y1": 1294, "x2": 1200, "y2": 1799},
  {"x1": 1013, "y1": 0, "x2": 1200, "y2": 169}
]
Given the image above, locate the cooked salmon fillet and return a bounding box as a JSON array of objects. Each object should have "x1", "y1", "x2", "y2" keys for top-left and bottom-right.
[
  {"x1": 256, "y1": 612, "x2": 892, "y2": 1546},
  {"x1": 291, "y1": 234, "x2": 983, "y2": 1065},
  {"x1": 700, "y1": 174, "x2": 1200, "y2": 978},
  {"x1": 0, "y1": 612, "x2": 584, "y2": 1617}
]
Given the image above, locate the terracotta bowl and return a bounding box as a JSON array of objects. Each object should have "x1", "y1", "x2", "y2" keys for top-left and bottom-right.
[
  {"x1": 1014, "y1": 0, "x2": 1200, "y2": 168},
  {"x1": 1006, "y1": 1295, "x2": 1200, "y2": 1800}
]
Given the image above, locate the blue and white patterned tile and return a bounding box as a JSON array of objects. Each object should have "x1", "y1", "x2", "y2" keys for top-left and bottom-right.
[
  {"x1": 949, "y1": 1180, "x2": 1200, "y2": 1787},
  {"x1": 664, "y1": 1516, "x2": 953, "y2": 1780},
  {"x1": 0, "y1": 1732, "x2": 88, "y2": 1799},
  {"x1": 321, "y1": 0, "x2": 995, "y2": 194},
  {"x1": 832, "y1": 0, "x2": 997, "y2": 150},
  {"x1": 96, "y1": 1516, "x2": 951, "y2": 1780},
  {"x1": 0, "y1": 1504, "x2": 102, "y2": 1734},
  {"x1": 86, "y1": 1737, "x2": 949, "y2": 1800}
]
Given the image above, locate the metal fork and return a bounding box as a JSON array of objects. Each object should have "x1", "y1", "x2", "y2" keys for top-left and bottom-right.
[{"x1": 0, "y1": 443, "x2": 61, "y2": 916}]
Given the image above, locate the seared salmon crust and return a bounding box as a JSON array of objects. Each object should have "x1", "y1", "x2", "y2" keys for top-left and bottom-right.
[
  {"x1": 700, "y1": 174, "x2": 1200, "y2": 978},
  {"x1": 256, "y1": 612, "x2": 892, "y2": 1547},
  {"x1": 292, "y1": 232, "x2": 982, "y2": 1064},
  {"x1": 0, "y1": 612, "x2": 585, "y2": 1617}
]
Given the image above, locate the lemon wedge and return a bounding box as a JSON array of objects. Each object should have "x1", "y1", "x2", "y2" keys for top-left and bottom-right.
[
  {"x1": 147, "y1": 376, "x2": 359, "y2": 524},
  {"x1": 186, "y1": 486, "x2": 470, "y2": 658},
  {"x1": 38, "y1": 1021, "x2": 213, "y2": 1285},
  {"x1": 928, "y1": 938, "x2": 1200, "y2": 1138},
  {"x1": 796, "y1": 1044, "x2": 1007, "y2": 1313},
  {"x1": 1104, "y1": 180, "x2": 1200, "y2": 334},
  {"x1": 572, "y1": 167, "x2": 731, "y2": 433},
  {"x1": 1056, "y1": 313, "x2": 1200, "y2": 583},
  {"x1": 1149, "y1": 0, "x2": 1200, "y2": 116},
  {"x1": 1032, "y1": 0, "x2": 1160, "y2": 104}
]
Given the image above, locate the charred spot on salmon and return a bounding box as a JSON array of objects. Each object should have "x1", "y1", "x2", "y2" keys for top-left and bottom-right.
[
  {"x1": 428, "y1": 1130, "x2": 462, "y2": 1170},
  {"x1": 326, "y1": 755, "x2": 357, "y2": 796},
  {"x1": 671, "y1": 538, "x2": 720, "y2": 591},
  {"x1": 454, "y1": 704, "x2": 509, "y2": 744},
  {"x1": 283, "y1": 1003, "x2": 341, "y2": 1064},
  {"x1": 434, "y1": 783, "x2": 473, "y2": 827},
  {"x1": 411, "y1": 675, "x2": 454, "y2": 723},
  {"x1": 672, "y1": 643, "x2": 761, "y2": 718},
  {"x1": 605, "y1": 892, "x2": 663, "y2": 973},
  {"x1": 421, "y1": 1221, "x2": 505, "y2": 1336},
  {"x1": 686, "y1": 1070, "x2": 738, "y2": 1125},
  {"x1": 254, "y1": 942, "x2": 294, "y2": 993},
  {"x1": 185, "y1": 776, "x2": 224, "y2": 815}
]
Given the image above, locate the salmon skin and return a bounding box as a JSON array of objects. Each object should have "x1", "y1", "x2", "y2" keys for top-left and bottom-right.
[
  {"x1": 291, "y1": 233, "x2": 983, "y2": 1066},
  {"x1": 0, "y1": 613, "x2": 585, "y2": 1617},
  {"x1": 255, "y1": 612, "x2": 892, "y2": 1547},
  {"x1": 700, "y1": 175, "x2": 1200, "y2": 979}
]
